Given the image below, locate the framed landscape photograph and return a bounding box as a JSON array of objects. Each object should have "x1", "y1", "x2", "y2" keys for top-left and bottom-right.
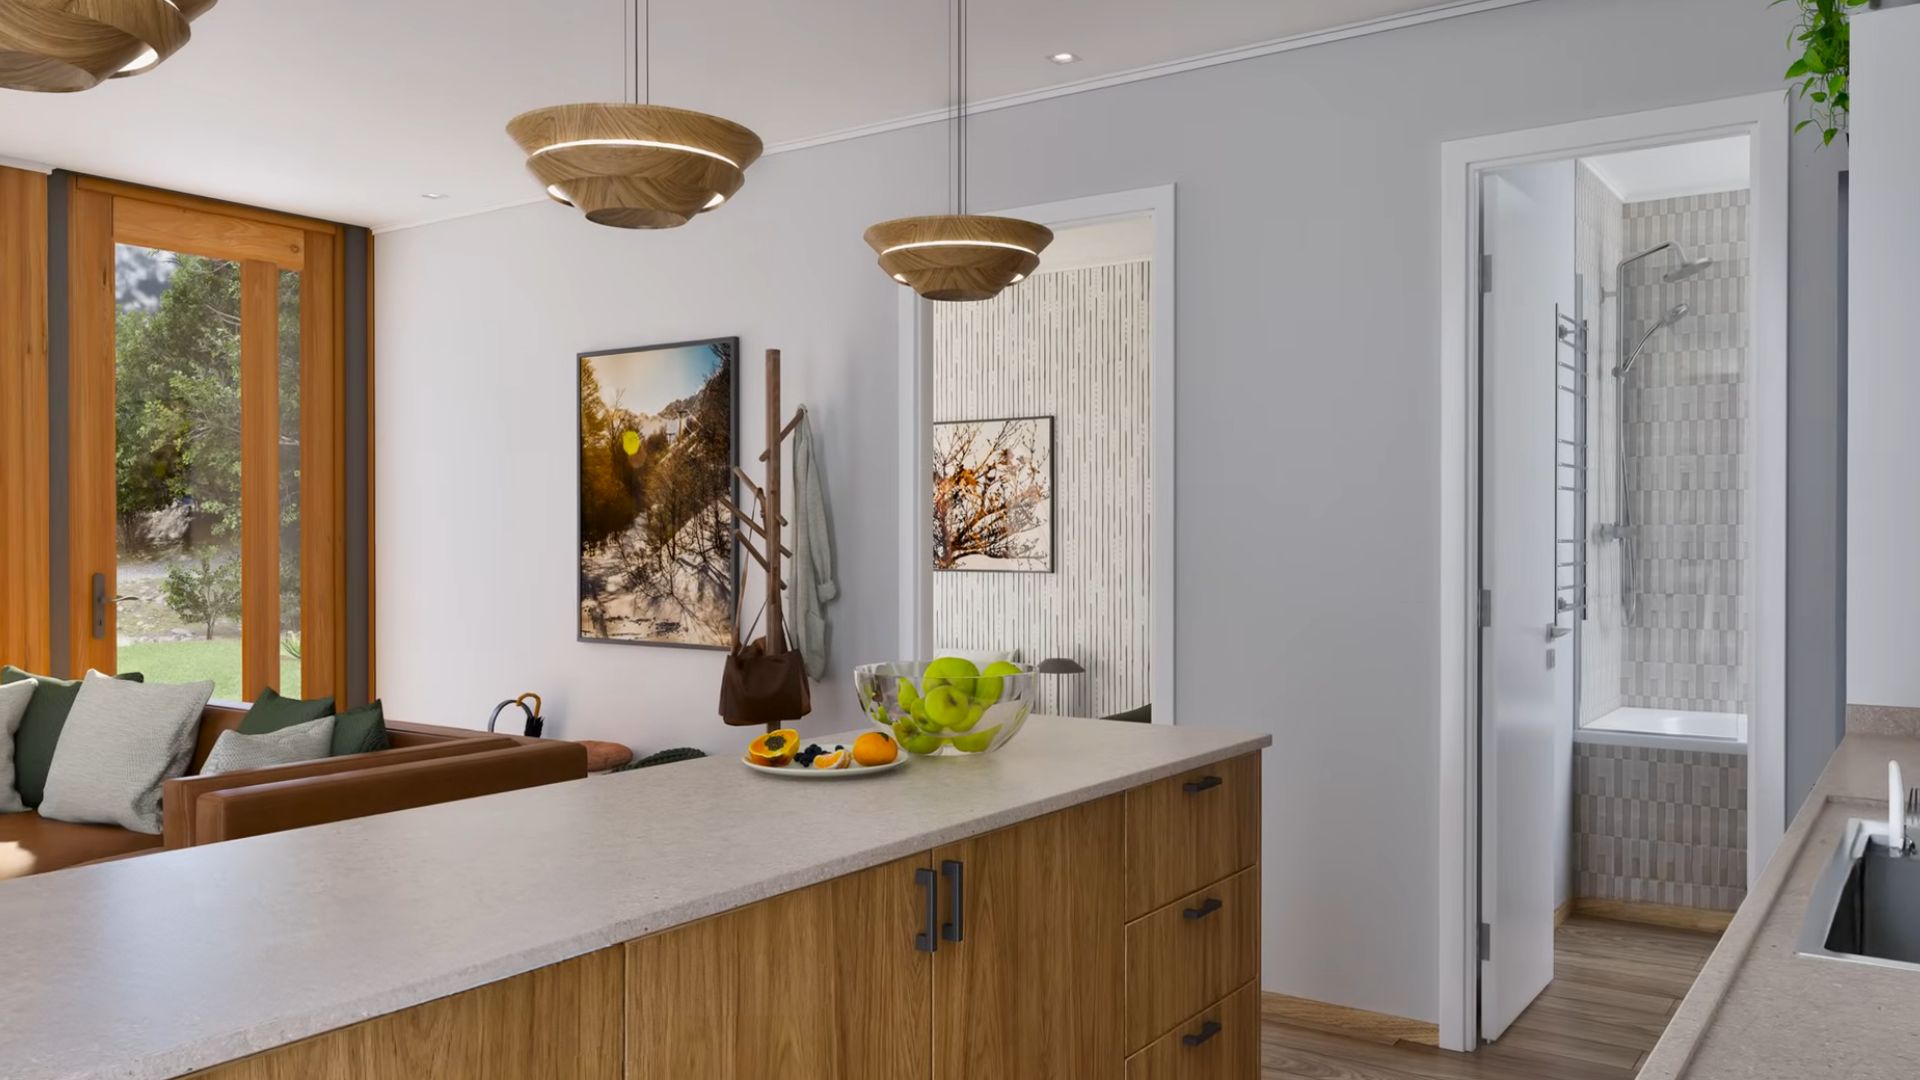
[
  {"x1": 578, "y1": 338, "x2": 737, "y2": 648},
  {"x1": 932, "y1": 415, "x2": 1054, "y2": 573}
]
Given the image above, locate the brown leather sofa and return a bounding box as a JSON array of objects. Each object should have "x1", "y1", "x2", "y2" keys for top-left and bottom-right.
[{"x1": 0, "y1": 702, "x2": 588, "y2": 877}]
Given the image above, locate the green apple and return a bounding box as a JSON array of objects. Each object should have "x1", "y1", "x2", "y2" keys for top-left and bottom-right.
[
  {"x1": 896, "y1": 677, "x2": 921, "y2": 710},
  {"x1": 922, "y1": 684, "x2": 971, "y2": 730},
  {"x1": 868, "y1": 703, "x2": 890, "y2": 726},
  {"x1": 922, "y1": 656, "x2": 980, "y2": 697},
  {"x1": 902, "y1": 733, "x2": 943, "y2": 755},
  {"x1": 947, "y1": 703, "x2": 985, "y2": 732},
  {"x1": 891, "y1": 717, "x2": 920, "y2": 741},
  {"x1": 973, "y1": 660, "x2": 1021, "y2": 706},
  {"x1": 954, "y1": 725, "x2": 1001, "y2": 753},
  {"x1": 907, "y1": 699, "x2": 932, "y2": 726}
]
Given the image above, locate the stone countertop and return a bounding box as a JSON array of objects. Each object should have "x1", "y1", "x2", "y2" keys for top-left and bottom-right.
[
  {"x1": 1640, "y1": 733, "x2": 1920, "y2": 1078},
  {"x1": 0, "y1": 716, "x2": 1269, "y2": 1080}
]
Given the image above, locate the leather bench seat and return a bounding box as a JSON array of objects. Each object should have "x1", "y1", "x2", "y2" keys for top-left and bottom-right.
[{"x1": 0, "y1": 811, "x2": 163, "y2": 874}]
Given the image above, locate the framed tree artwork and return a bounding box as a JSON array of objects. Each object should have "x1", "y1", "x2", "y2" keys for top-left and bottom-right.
[
  {"x1": 577, "y1": 338, "x2": 738, "y2": 648},
  {"x1": 932, "y1": 415, "x2": 1054, "y2": 573}
]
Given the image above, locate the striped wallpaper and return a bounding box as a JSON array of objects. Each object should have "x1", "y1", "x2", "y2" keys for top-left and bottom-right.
[{"x1": 931, "y1": 260, "x2": 1153, "y2": 719}]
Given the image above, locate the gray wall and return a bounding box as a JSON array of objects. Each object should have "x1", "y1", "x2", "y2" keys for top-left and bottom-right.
[
  {"x1": 1788, "y1": 104, "x2": 1848, "y2": 814},
  {"x1": 376, "y1": 0, "x2": 1838, "y2": 1024}
]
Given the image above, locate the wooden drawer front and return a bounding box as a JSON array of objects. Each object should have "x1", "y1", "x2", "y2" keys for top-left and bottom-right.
[
  {"x1": 1125, "y1": 753, "x2": 1260, "y2": 918},
  {"x1": 1126, "y1": 981, "x2": 1258, "y2": 1080},
  {"x1": 1126, "y1": 867, "x2": 1258, "y2": 1053}
]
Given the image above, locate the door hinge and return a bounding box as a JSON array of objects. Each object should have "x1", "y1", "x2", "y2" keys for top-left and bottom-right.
[
  {"x1": 1477, "y1": 588, "x2": 1492, "y2": 628},
  {"x1": 1478, "y1": 921, "x2": 1492, "y2": 961},
  {"x1": 1480, "y1": 253, "x2": 1493, "y2": 293}
]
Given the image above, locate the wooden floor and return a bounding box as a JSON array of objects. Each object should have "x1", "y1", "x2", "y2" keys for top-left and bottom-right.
[{"x1": 1261, "y1": 916, "x2": 1720, "y2": 1080}]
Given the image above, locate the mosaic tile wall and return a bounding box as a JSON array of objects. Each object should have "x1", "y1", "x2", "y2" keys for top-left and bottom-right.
[
  {"x1": 1577, "y1": 164, "x2": 1625, "y2": 724},
  {"x1": 1618, "y1": 190, "x2": 1751, "y2": 714},
  {"x1": 932, "y1": 260, "x2": 1152, "y2": 719},
  {"x1": 1574, "y1": 741, "x2": 1747, "y2": 911}
]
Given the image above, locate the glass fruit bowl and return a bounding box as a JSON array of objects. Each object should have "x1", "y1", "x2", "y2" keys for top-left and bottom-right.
[{"x1": 854, "y1": 659, "x2": 1034, "y2": 756}]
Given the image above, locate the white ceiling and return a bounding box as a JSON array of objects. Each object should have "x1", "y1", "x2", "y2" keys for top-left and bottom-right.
[
  {"x1": 0, "y1": 0, "x2": 1495, "y2": 230},
  {"x1": 1582, "y1": 136, "x2": 1752, "y2": 203}
]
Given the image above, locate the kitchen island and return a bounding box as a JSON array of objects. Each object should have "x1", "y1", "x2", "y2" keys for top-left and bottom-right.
[
  {"x1": 1641, "y1": 731, "x2": 1920, "y2": 1078},
  {"x1": 0, "y1": 716, "x2": 1270, "y2": 1079}
]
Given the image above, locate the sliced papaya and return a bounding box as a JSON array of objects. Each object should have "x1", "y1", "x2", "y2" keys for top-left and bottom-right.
[{"x1": 748, "y1": 728, "x2": 802, "y2": 766}]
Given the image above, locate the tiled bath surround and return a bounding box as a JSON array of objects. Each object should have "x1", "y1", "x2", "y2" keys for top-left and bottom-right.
[
  {"x1": 1574, "y1": 741, "x2": 1748, "y2": 911},
  {"x1": 1618, "y1": 190, "x2": 1751, "y2": 715}
]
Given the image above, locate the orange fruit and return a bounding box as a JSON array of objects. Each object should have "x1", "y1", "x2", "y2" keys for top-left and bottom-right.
[
  {"x1": 852, "y1": 732, "x2": 898, "y2": 767},
  {"x1": 812, "y1": 748, "x2": 851, "y2": 770}
]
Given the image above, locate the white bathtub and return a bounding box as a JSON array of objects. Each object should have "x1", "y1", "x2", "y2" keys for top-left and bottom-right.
[{"x1": 1575, "y1": 706, "x2": 1748, "y2": 755}]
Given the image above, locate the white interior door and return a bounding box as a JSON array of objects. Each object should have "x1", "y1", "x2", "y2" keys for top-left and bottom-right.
[{"x1": 1478, "y1": 161, "x2": 1576, "y2": 1041}]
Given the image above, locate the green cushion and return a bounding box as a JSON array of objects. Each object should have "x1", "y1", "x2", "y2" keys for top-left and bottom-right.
[
  {"x1": 1, "y1": 666, "x2": 145, "y2": 808},
  {"x1": 237, "y1": 688, "x2": 336, "y2": 736},
  {"x1": 328, "y1": 700, "x2": 390, "y2": 757}
]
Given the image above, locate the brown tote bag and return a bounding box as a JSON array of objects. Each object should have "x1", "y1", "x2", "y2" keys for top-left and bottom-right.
[{"x1": 718, "y1": 582, "x2": 812, "y2": 728}]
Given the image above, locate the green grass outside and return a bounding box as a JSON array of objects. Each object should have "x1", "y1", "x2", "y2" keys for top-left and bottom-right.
[{"x1": 117, "y1": 639, "x2": 301, "y2": 703}]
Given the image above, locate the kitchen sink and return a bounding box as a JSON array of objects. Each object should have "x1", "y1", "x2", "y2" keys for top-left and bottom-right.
[{"x1": 1798, "y1": 817, "x2": 1920, "y2": 972}]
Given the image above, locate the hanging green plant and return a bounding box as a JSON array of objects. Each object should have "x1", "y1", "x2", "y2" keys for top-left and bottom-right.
[{"x1": 1775, "y1": 0, "x2": 1869, "y2": 145}]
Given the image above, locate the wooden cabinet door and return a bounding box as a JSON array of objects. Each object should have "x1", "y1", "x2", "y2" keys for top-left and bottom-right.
[
  {"x1": 932, "y1": 795, "x2": 1127, "y2": 1080},
  {"x1": 626, "y1": 853, "x2": 934, "y2": 1080}
]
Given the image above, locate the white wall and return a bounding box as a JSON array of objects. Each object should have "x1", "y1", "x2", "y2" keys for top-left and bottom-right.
[
  {"x1": 1847, "y1": 5, "x2": 1920, "y2": 710},
  {"x1": 377, "y1": 0, "x2": 1814, "y2": 1024}
]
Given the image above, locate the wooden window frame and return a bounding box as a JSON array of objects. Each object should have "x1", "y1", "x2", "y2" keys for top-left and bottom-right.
[{"x1": 64, "y1": 177, "x2": 355, "y2": 701}]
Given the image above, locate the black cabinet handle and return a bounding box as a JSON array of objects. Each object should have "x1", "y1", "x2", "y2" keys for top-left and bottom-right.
[
  {"x1": 915, "y1": 867, "x2": 939, "y2": 953},
  {"x1": 941, "y1": 859, "x2": 965, "y2": 943},
  {"x1": 1182, "y1": 1021, "x2": 1222, "y2": 1047},
  {"x1": 1183, "y1": 897, "x2": 1223, "y2": 921},
  {"x1": 1183, "y1": 775, "x2": 1223, "y2": 794}
]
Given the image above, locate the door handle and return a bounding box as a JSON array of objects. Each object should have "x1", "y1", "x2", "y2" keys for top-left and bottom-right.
[
  {"x1": 1182, "y1": 1020, "x2": 1222, "y2": 1047},
  {"x1": 941, "y1": 859, "x2": 964, "y2": 943},
  {"x1": 915, "y1": 867, "x2": 939, "y2": 953},
  {"x1": 1182, "y1": 897, "x2": 1223, "y2": 921},
  {"x1": 91, "y1": 573, "x2": 106, "y2": 639},
  {"x1": 1183, "y1": 775, "x2": 1222, "y2": 794}
]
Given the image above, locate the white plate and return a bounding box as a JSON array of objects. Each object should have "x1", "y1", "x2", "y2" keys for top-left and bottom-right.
[{"x1": 742, "y1": 752, "x2": 908, "y2": 779}]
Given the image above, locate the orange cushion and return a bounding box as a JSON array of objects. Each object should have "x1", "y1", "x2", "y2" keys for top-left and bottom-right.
[
  {"x1": 575, "y1": 740, "x2": 633, "y2": 771},
  {"x1": 0, "y1": 811, "x2": 162, "y2": 875}
]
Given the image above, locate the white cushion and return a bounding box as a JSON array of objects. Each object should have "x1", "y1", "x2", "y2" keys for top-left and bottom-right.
[
  {"x1": 200, "y1": 716, "x2": 336, "y2": 776},
  {"x1": 933, "y1": 648, "x2": 1020, "y2": 669},
  {"x1": 39, "y1": 672, "x2": 213, "y2": 834},
  {"x1": 0, "y1": 680, "x2": 33, "y2": 813}
]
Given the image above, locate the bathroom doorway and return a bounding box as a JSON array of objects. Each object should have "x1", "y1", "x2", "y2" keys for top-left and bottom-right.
[{"x1": 1438, "y1": 95, "x2": 1789, "y2": 1052}]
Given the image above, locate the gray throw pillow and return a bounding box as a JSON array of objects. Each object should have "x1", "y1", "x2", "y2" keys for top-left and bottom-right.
[
  {"x1": 0, "y1": 680, "x2": 34, "y2": 813},
  {"x1": 39, "y1": 673, "x2": 214, "y2": 834},
  {"x1": 200, "y1": 716, "x2": 336, "y2": 776}
]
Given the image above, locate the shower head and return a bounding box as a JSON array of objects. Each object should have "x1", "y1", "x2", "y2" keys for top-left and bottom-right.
[
  {"x1": 1663, "y1": 251, "x2": 1713, "y2": 282},
  {"x1": 1615, "y1": 303, "x2": 1691, "y2": 378}
]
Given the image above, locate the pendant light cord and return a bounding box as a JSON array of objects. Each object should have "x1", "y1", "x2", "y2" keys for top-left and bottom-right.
[
  {"x1": 947, "y1": 0, "x2": 969, "y2": 215},
  {"x1": 625, "y1": 0, "x2": 651, "y2": 105}
]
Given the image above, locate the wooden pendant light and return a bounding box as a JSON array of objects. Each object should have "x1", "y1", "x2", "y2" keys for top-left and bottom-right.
[
  {"x1": 508, "y1": 103, "x2": 762, "y2": 230},
  {"x1": 510, "y1": 0, "x2": 761, "y2": 229},
  {"x1": 864, "y1": 215, "x2": 1053, "y2": 303},
  {"x1": 865, "y1": 0, "x2": 1050, "y2": 301},
  {"x1": 0, "y1": 0, "x2": 216, "y2": 93}
]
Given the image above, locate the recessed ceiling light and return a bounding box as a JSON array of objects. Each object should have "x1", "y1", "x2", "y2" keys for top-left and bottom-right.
[
  {"x1": 1048, "y1": 52, "x2": 1080, "y2": 65},
  {"x1": 420, "y1": 192, "x2": 449, "y2": 200}
]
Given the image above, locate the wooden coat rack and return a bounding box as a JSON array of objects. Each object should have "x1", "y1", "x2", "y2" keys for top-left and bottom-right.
[{"x1": 722, "y1": 348, "x2": 804, "y2": 666}]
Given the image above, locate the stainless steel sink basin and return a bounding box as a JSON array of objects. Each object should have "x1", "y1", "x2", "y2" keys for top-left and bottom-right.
[{"x1": 1798, "y1": 817, "x2": 1920, "y2": 972}]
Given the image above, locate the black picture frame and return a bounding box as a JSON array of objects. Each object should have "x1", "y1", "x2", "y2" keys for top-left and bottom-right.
[{"x1": 576, "y1": 336, "x2": 740, "y2": 649}]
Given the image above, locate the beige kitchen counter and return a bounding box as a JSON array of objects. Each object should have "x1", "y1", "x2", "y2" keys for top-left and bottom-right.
[{"x1": 1641, "y1": 732, "x2": 1920, "y2": 1078}]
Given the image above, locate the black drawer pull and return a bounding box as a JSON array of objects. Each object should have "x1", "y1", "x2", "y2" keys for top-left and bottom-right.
[
  {"x1": 915, "y1": 867, "x2": 939, "y2": 953},
  {"x1": 1183, "y1": 775, "x2": 1223, "y2": 794},
  {"x1": 1182, "y1": 1021, "x2": 1222, "y2": 1047},
  {"x1": 941, "y1": 859, "x2": 965, "y2": 943},
  {"x1": 1183, "y1": 897, "x2": 1223, "y2": 921}
]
